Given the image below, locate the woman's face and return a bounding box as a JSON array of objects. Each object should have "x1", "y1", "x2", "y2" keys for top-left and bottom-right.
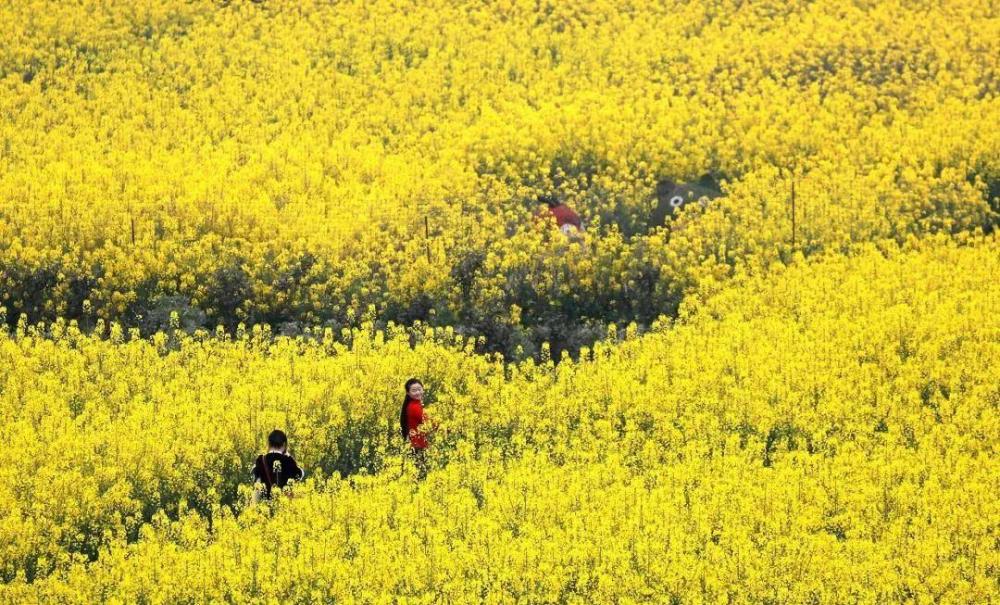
[{"x1": 408, "y1": 382, "x2": 424, "y2": 401}]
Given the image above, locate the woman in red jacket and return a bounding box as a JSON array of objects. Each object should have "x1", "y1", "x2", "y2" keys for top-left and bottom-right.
[{"x1": 399, "y1": 377, "x2": 434, "y2": 478}]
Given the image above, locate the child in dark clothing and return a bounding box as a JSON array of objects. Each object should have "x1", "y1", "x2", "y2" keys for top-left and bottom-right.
[{"x1": 252, "y1": 429, "x2": 305, "y2": 498}]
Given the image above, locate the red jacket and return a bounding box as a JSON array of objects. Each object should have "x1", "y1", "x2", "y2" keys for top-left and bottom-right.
[
  {"x1": 549, "y1": 204, "x2": 582, "y2": 229},
  {"x1": 405, "y1": 400, "x2": 429, "y2": 449}
]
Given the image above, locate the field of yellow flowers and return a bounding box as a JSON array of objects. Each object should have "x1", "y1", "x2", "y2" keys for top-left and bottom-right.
[
  {"x1": 1, "y1": 0, "x2": 999, "y2": 602},
  {"x1": 1, "y1": 235, "x2": 997, "y2": 603},
  {"x1": 2, "y1": 0, "x2": 998, "y2": 358}
]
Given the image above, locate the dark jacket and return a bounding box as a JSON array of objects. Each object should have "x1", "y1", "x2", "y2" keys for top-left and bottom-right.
[{"x1": 252, "y1": 452, "x2": 304, "y2": 496}]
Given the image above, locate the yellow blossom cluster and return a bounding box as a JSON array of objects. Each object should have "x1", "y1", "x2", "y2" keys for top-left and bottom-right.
[
  {"x1": 0, "y1": 234, "x2": 997, "y2": 602},
  {"x1": 1, "y1": 0, "x2": 997, "y2": 358}
]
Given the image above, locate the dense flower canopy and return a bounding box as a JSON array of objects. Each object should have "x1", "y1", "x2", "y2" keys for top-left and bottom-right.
[
  {"x1": 0, "y1": 0, "x2": 998, "y2": 602},
  {"x1": 1, "y1": 235, "x2": 998, "y2": 602},
  {"x1": 1, "y1": 0, "x2": 997, "y2": 357}
]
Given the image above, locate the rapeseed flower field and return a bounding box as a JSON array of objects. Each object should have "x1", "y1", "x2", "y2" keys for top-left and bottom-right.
[{"x1": 0, "y1": 0, "x2": 997, "y2": 602}]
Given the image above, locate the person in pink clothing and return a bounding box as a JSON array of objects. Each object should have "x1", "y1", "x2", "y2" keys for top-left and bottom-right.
[{"x1": 399, "y1": 378, "x2": 435, "y2": 478}]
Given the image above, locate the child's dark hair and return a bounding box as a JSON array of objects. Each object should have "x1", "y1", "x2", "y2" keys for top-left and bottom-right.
[
  {"x1": 268, "y1": 429, "x2": 288, "y2": 450},
  {"x1": 399, "y1": 378, "x2": 423, "y2": 440},
  {"x1": 537, "y1": 193, "x2": 559, "y2": 209}
]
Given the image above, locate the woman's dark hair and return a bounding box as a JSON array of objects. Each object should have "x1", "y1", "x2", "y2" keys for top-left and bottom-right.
[{"x1": 399, "y1": 378, "x2": 423, "y2": 440}]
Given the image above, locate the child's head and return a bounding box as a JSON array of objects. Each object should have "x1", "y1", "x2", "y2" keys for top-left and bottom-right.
[
  {"x1": 537, "y1": 193, "x2": 560, "y2": 209},
  {"x1": 268, "y1": 429, "x2": 288, "y2": 452}
]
